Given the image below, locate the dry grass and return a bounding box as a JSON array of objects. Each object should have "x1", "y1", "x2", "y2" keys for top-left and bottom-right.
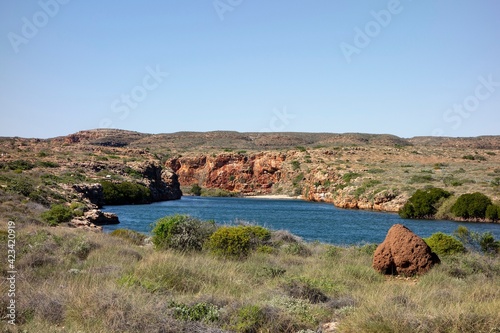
[{"x1": 1, "y1": 220, "x2": 499, "y2": 332}]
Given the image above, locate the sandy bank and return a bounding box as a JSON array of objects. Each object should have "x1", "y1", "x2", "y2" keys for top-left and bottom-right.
[{"x1": 244, "y1": 194, "x2": 301, "y2": 200}]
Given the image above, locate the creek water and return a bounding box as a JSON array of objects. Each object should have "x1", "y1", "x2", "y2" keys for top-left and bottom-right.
[{"x1": 103, "y1": 196, "x2": 500, "y2": 245}]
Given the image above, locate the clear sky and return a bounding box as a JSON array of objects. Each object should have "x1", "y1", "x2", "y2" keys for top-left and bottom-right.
[{"x1": 1, "y1": 0, "x2": 499, "y2": 139}]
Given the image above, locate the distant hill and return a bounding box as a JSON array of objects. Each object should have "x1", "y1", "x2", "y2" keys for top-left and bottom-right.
[{"x1": 45, "y1": 129, "x2": 500, "y2": 151}]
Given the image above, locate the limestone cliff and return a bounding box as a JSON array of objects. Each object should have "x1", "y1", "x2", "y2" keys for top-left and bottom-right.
[
  {"x1": 168, "y1": 152, "x2": 408, "y2": 212},
  {"x1": 169, "y1": 153, "x2": 286, "y2": 194},
  {"x1": 71, "y1": 161, "x2": 182, "y2": 206}
]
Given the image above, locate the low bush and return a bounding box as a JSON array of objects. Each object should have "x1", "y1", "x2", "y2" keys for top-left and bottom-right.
[
  {"x1": 190, "y1": 184, "x2": 202, "y2": 196},
  {"x1": 342, "y1": 172, "x2": 361, "y2": 183},
  {"x1": 424, "y1": 232, "x2": 465, "y2": 256},
  {"x1": 100, "y1": 181, "x2": 151, "y2": 205},
  {"x1": 41, "y1": 204, "x2": 73, "y2": 226},
  {"x1": 408, "y1": 174, "x2": 434, "y2": 184},
  {"x1": 399, "y1": 188, "x2": 451, "y2": 219},
  {"x1": 0, "y1": 159, "x2": 35, "y2": 171},
  {"x1": 283, "y1": 279, "x2": 329, "y2": 304},
  {"x1": 230, "y1": 305, "x2": 265, "y2": 333},
  {"x1": 282, "y1": 242, "x2": 312, "y2": 257},
  {"x1": 485, "y1": 204, "x2": 500, "y2": 221},
  {"x1": 151, "y1": 214, "x2": 216, "y2": 251},
  {"x1": 454, "y1": 226, "x2": 500, "y2": 254},
  {"x1": 200, "y1": 188, "x2": 238, "y2": 197},
  {"x1": 110, "y1": 229, "x2": 147, "y2": 246},
  {"x1": 37, "y1": 161, "x2": 59, "y2": 168},
  {"x1": 170, "y1": 302, "x2": 220, "y2": 323},
  {"x1": 451, "y1": 192, "x2": 492, "y2": 219},
  {"x1": 208, "y1": 225, "x2": 271, "y2": 258}
]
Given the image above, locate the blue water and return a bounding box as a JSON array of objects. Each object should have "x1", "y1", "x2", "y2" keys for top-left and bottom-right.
[{"x1": 102, "y1": 196, "x2": 500, "y2": 245}]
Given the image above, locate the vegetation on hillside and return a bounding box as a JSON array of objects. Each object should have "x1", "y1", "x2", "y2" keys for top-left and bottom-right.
[{"x1": 100, "y1": 181, "x2": 151, "y2": 205}]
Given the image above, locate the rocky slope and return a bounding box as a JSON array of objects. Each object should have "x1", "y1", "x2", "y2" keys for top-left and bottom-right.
[{"x1": 1, "y1": 129, "x2": 499, "y2": 222}]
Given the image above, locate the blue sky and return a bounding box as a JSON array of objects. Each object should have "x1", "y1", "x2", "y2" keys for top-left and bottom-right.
[{"x1": 1, "y1": 0, "x2": 499, "y2": 139}]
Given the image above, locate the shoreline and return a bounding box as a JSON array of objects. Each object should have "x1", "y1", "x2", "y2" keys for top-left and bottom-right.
[{"x1": 243, "y1": 194, "x2": 301, "y2": 200}]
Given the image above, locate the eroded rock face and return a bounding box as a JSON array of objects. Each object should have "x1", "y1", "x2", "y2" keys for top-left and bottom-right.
[
  {"x1": 134, "y1": 162, "x2": 182, "y2": 201},
  {"x1": 169, "y1": 153, "x2": 286, "y2": 195},
  {"x1": 373, "y1": 224, "x2": 440, "y2": 276},
  {"x1": 73, "y1": 183, "x2": 104, "y2": 208}
]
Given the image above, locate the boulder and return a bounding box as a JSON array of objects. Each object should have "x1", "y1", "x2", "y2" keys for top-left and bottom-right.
[
  {"x1": 83, "y1": 209, "x2": 119, "y2": 225},
  {"x1": 68, "y1": 218, "x2": 103, "y2": 232},
  {"x1": 373, "y1": 224, "x2": 440, "y2": 276}
]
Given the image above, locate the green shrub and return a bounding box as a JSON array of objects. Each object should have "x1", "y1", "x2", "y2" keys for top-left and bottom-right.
[
  {"x1": 479, "y1": 233, "x2": 500, "y2": 254},
  {"x1": 170, "y1": 302, "x2": 219, "y2": 322},
  {"x1": 230, "y1": 305, "x2": 265, "y2": 333},
  {"x1": 41, "y1": 204, "x2": 73, "y2": 226},
  {"x1": 408, "y1": 174, "x2": 434, "y2": 184},
  {"x1": 342, "y1": 172, "x2": 361, "y2": 183},
  {"x1": 291, "y1": 160, "x2": 301, "y2": 171},
  {"x1": 151, "y1": 214, "x2": 216, "y2": 251},
  {"x1": 200, "y1": 188, "x2": 237, "y2": 197},
  {"x1": 293, "y1": 173, "x2": 305, "y2": 186},
  {"x1": 37, "y1": 161, "x2": 59, "y2": 168},
  {"x1": 283, "y1": 243, "x2": 312, "y2": 257},
  {"x1": 454, "y1": 226, "x2": 500, "y2": 254},
  {"x1": 100, "y1": 181, "x2": 151, "y2": 205},
  {"x1": 8, "y1": 176, "x2": 35, "y2": 197},
  {"x1": 123, "y1": 166, "x2": 143, "y2": 179},
  {"x1": 0, "y1": 160, "x2": 35, "y2": 171},
  {"x1": 110, "y1": 229, "x2": 147, "y2": 246},
  {"x1": 491, "y1": 177, "x2": 500, "y2": 187},
  {"x1": 208, "y1": 225, "x2": 271, "y2": 258},
  {"x1": 485, "y1": 204, "x2": 500, "y2": 221},
  {"x1": 424, "y1": 232, "x2": 465, "y2": 256},
  {"x1": 399, "y1": 188, "x2": 451, "y2": 219},
  {"x1": 190, "y1": 184, "x2": 202, "y2": 196},
  {"x1": 451, "y1": 192, "x2": 492, "y2": 219}
]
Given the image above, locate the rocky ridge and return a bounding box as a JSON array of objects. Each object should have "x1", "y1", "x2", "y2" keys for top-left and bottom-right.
[{"x1": 1, "y1": 129, "x2": 499, "y2": 225}]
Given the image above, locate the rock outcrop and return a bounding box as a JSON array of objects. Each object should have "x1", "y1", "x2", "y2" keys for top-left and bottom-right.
[
  {"x1": 169, "y1": 153, "x2": 286, "y2": 195},
  {"x1": 134, "y1": 162, "x2": 182, "y2": 201},
  {"x1": 83, "y1": 209, "x2": 119, "y2": 225},
  {"x1": 168, "y1": 152, "x2": 408, "y2": 211},
  {"x1": 69, "y1": 209, "x2": 119, "y2": 231},
  {"x1": 71, "y1": 162, "x2": 182, "y2": 205},
  {"x1": 73, "y1": 183, "x2": 105, "y2": 208},
  {"x1": 373, "y1": 224, "x2": 440, "y2": 276}
]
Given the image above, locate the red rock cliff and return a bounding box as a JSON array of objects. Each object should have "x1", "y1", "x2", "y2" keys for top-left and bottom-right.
[{"x1": 169, "y1": 153, "x2": 286, "y2": 195}]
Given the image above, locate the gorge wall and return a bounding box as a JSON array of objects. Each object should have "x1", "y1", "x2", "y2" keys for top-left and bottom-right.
[{"x1": 168, "y1": 152, "x2": 408, "y2": 212}]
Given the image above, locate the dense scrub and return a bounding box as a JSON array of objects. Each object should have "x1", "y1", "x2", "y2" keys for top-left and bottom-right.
[
  {"x1": 399, "y1": 188, "x2": 451, "y2": 219},
  {"x1": 400, "y1": 188, "x2": 500, "y2": 222},
  {"x1": 100, "y1": 181, "x2": 151, "y2": 205}
]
